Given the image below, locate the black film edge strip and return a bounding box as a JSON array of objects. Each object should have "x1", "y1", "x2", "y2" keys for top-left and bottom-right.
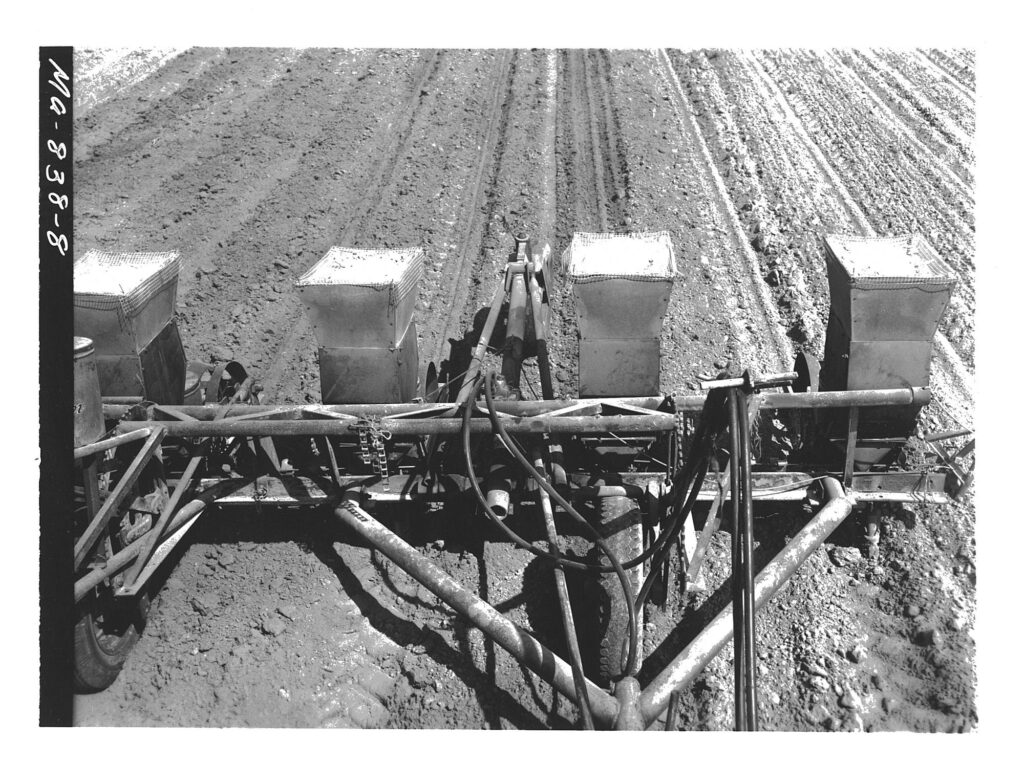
[{"x1": 39, "y1": 45, "x2": 74, "y2": 727}]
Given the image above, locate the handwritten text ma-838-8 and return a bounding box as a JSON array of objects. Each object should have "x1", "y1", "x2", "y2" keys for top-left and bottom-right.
[{"x1": 44, "y1": 57, "x2": 70, "y2": 257}]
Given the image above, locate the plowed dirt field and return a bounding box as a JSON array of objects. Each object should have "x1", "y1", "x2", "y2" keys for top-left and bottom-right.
[{"x1": 71, "y1": 48, "x2": 976, "y2": 731}]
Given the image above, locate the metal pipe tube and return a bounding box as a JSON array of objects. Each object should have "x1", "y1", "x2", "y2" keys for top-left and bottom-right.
[
  {"x1": 527, "y1": 268, "x2": 554, "y2": 399},
  {"x1": 103, "y1": 395, "x2": 663, "y2": 419},
  {"x1": 456, "y1": 274, "x2": 509, "y2": 405},
  {"x1": 74, "y1": 427, "x2": 153, "y2": 461},
  {"x1": 639, "y1": 478, "x2": 853, "y2": 724},
  {"x1": 333, "y1": 495, "x2": 619, "y2": 725},
  {"x1": 147, "y1": 387, "x2": 911, "y2": 421},
  {"x1": 673, "y1": 387, "x2": 930, "y2": 410},
  {"x1": 74, "y1": 497, "x2": 208, "y2": 602},
  {"x1": 501, "y1": 270, "x2": 528, "y2": 389},
  {"x1": 737, "y1": 389, "x2": 758, "y2": 729},
  {"x1": 727, "y1": 389, "x2": 747, "y2": 730},
  {"x1": 102, "y1": 387, "x2": 929, "y2": 423},
  {"x1": 535, "y1": 456, "x2": 594, "y2": 730},
  {"x1": 115, "y1": 414, "x2": 677, "y2": 438}
]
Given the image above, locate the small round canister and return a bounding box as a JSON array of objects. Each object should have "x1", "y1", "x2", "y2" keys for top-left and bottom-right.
[{"x1": 74, "y1": 337, "x2": 105, "y2": 448}]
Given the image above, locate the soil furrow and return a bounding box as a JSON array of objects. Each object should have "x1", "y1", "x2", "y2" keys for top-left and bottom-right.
[
  {"x1": 657, "y1": 48, "x2": 793, "y2": 373},
  {"x1": 580, "y1": 51, "x2": 611, "y2": 231},
  {"x1": 835, "y1": 49, "x2": 970, "y2": 190},
  {"x1": 74, "y1": 49, "x2": 187, "y2": 116},
  {"x1": 842, "y1": 49, "x2": 974, "y2": 189},
  {"x1": 912, "y1": 50, "x2": 975, "y2": 106},
  {"x1": 70, "y1": 47, "x2": 976, "y2": 732},
  {"x1": 73, "y1": 48, "x2": 228, "y2": 164},
  {"x1": 75, "y1": 49, "x2": 307, "y2": 258},
  {"x1": 870, "y1": 49, "x2": 976, "y2": 137},
  {"x1": 755, "y1": 49, "x2": 975, "y2": 371},
  {"x1": 258, "y1": 50, "x2": 445, "y2": 397},
  {"x1": 591, "y1": 49, "x2": 631, "y2": 228},
  {"x1": 430, "y1": 50, "x2": 517, "y2": 367},
  {"x1": 740, "y1": 51, "x2": 875, "y2": 234},
  {"x1": 923, "y1": 49, "x2": 975, "y2": 92}
]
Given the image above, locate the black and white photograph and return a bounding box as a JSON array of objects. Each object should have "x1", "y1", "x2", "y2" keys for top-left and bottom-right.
[{"x1": 29, "y1": 5, "x2": 1000, "y2": 738}]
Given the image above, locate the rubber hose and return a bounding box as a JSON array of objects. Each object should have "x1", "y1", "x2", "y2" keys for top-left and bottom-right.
[{"x1": 481, "y1": 373, "x2": 640, "y2": 678}]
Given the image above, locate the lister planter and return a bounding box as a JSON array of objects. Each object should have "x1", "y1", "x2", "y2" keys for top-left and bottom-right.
[{"x1": 71, "y1": 232, "x2": 972, "y2": 729}]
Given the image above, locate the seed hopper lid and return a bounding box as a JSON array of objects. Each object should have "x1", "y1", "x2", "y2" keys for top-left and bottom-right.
[
  {"x1": 824, "y1": 234, "x2": 955, "y2": 286},
  {"x1": 74, "y1": 251, "x2": 181, "y2": 314},
  {"x1": 295, "y1": 246, "x2": 424, "y2": 306},
  {"x1": 73, "y1": 336, "x2": 94, "y2": 357},
  {"x1": 561, "y1": 232, "x2": 676, "y2": 284}
]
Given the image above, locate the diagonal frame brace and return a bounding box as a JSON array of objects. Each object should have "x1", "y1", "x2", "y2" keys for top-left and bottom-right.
[{"x1": 74, "y1": 427, "x2": 166, "y2": 571}]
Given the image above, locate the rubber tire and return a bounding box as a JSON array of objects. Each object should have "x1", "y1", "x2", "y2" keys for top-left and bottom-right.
[
  {"x1": 595, "y1": 495, "x2": 644, "y2": 686},
  {"x1": 73, "y1": 593, "x2": 148, "y2": 693}
]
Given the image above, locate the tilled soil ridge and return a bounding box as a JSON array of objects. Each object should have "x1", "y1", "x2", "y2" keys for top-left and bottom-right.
[{"x1": 72, "y1": 47, "x2": 975, "y2": 731}]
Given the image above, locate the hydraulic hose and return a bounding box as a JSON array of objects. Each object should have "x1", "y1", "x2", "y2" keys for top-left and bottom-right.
[
  {"x1": 460, "y1": 372, "x2": 733, "y2": 679},
  {"x1": 535, "y1": 452, "x2": 594, "y2": 729},
  {"x1": 631, "y1": 388, "x2": 731, "y2": 615},
  {"x1": 461, "y1": 379, "x2": 593, "y2": 571},
  {"x1": 481, "y1": 372, "x2": 639, "y2": 677},
  {"x1": 481, "y1": 374, "x2": 697, "y2": 574}
]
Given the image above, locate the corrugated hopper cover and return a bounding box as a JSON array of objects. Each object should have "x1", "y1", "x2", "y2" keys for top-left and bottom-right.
[
  {"x1": 562, "y1": 232, "x2": 676, "y2": 284},
  {"x1": 824, "y1": 234, "x2": 955, "y2": 286},
  {"x1": 74, "y1": 250, "x2": 181, "y2": 315},
  {"x1": 295, "y1": 246, "x2": 424, "y2": 307},
  {"x1": 295, "y1": 246, "x2": 425, "y2": 349}
]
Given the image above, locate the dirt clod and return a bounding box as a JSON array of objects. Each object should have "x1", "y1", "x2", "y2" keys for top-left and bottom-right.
[{"x1": 261, "y1": 616, "x2": 288, "y2": 637}]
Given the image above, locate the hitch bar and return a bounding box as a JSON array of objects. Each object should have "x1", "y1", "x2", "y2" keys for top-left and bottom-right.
[
  {"x1": 332, "y1": 492, "x2": 620, "y2": 725},
  {"x1": 334, "y1": 478, "x2": 854, "y2": 729}
]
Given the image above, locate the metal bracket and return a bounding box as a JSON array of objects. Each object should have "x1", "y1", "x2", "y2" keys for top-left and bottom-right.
[{"x1": 843, "y1": 406, "x2": 860, "y2": 488}]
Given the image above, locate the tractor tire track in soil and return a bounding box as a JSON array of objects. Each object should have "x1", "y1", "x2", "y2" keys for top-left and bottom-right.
[
  {"x1": 429, "y1": 49, "x2": 516, "y2": 367},
  {"x1": 71, "y1": 48, "x2": 976, "y2": 732},
  {"x1": 548, "y1": 49, "x2": 633, "y2": 394},
  {"x1": 654, "y1": 49, "x2": 793, "y2": 374}
]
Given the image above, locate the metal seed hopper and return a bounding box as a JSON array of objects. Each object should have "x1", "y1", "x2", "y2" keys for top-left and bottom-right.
[{"x1": 72, "y1": 231, "x2": 973, "y2": 729}]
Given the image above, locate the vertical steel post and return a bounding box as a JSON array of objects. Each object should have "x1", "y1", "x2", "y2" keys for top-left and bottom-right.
[
  {"x1": 639, "y1": 478, "x2": 853, "y2": 725},
  {"x1": 737, "y1": 387, "x2": 758, "y2": 729},
  {"x1": 527, "y1": 266, "x2": 554, "y2": 399},
  {"x1": 727, "y1": 389, "x2": 747, "y2": 730}
]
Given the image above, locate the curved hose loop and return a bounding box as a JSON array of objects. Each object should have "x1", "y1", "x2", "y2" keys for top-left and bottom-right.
[
  {"x1": 461, "y1": 377, "x2": 589, "y2": 569},
  {"x1": 459, "y1": 381, "x2": 641, "y2": 682},
  {"x1": 479, "y1": 372, "x2": 639, "y2": 679},
  {"x1": 460, "y1": 372, "x2": 732, "y2": 680},
  {"x1": 630, "y1": 388, "x2": 731, "y2": 616},
  {"x1": 460, "y1": 374, "x2": 636, "y2": 574}
]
